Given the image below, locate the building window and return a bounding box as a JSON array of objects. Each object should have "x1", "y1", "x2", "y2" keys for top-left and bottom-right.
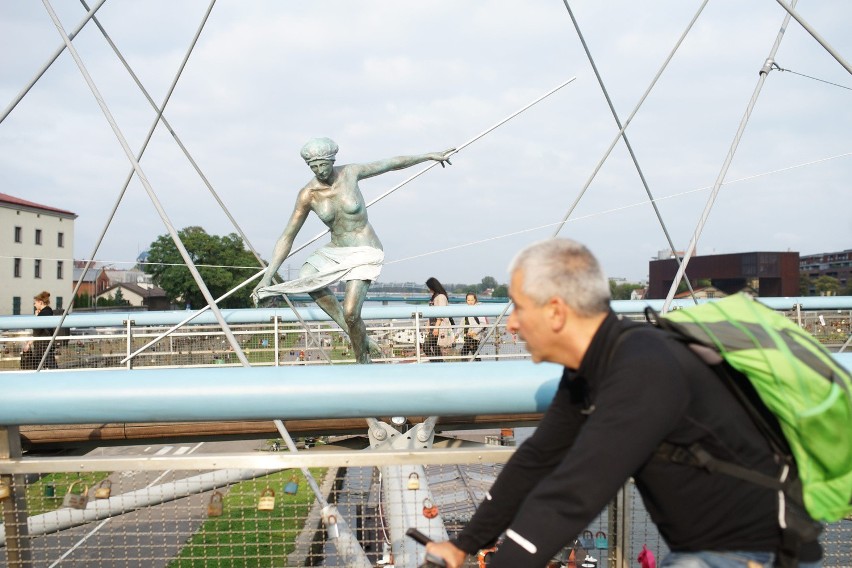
[
  {"x1": 14, "y1": 226, "x2": 22, "y2": 243},
  {"x1": 12, "y1": 297, "x2": 21, "y2": 316},
  {"x1": 57, "y1": 260, "x2": 64, "y2": 279},
  {"x1": 56, "y1": 296, "x2": 63, "y2": 311},
  {"x1": 14, "y1": 258, "x2": 21, "y2": 278},
  {"x1": 35, "y1": 229, "x2": 42, "y2": 245},
  {"x1": 35, "y1": 259, "x2": 42, "y2": 279},
  {"x1": 58, "y1": 232, "x2": 65, "y2": 247}
]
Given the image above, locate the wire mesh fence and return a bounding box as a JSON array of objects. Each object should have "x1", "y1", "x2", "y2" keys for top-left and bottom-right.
[{"x1": 2, "y1": 446, "x2": 851, "y2": 567}]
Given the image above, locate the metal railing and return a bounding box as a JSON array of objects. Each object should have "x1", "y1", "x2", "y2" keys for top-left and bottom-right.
[{"x1": 1, "y1": 298, "x2": 851, "y2": 566}]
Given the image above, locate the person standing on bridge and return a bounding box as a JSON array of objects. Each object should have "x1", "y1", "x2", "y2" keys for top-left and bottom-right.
[
  {"x1": 21, "y1": 290, "x2": 58, "y2": 370},
  {"x1": 426, "y1": 238, "x2": 821, "y2": 568},
  {"x1": 253, "y1": 138, "x2": 454, "y2": 364}
]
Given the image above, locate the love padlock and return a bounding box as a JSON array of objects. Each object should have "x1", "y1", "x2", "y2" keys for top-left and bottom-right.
[
  {"x1": 0, "y1": 481, "x2": 11, "y2": 500},
  {"x1": 207, "y1": 491, "x2": 224, "y2": 517},
  {"x1": 407, "y1": 472, "x2": 420, "y2": 490},
  {"x1": 94, "y1": 479, "x2": 112, "y2": 499},
  {"x1": 62, "y1": 480, "x2": 89, "y2": 510},
  {"x1": 284, "y1": 473, "x2": 299, "y2": 495},
  {"x1": 595, "y1": 531, "x2": 608, "y2": 550},
  {"x1": 257, "y1": 487, "x2": 276, "y2": 511},
  {"x1": 579, "y1": 529, "x2": 594, "y2": 550},
  {"x1": 326, "y1": 514, "x2": 340, "y2": 539},
  {"x1": 422, "y1": 497, "x2": 439, "y2": 519}
]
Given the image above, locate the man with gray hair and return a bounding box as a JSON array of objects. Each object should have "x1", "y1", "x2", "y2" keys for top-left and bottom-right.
[{"x1": 427, "y1": 238, "x2": 821, "y2": 567}]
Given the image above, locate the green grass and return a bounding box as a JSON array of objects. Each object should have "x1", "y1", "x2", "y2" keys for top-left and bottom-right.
[
  {"x1": 169, "y1": 468, "x2": 327, "y2": 568},
  {"x1": 25, "y1": 472, "x2": 111, "y2": 516}
]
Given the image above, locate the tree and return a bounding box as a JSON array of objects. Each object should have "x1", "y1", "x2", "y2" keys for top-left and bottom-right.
[
  {"x1": 813, "y1": 275, "x2": 840, "y2": 296},
  {"x1": 144, "y1": 227, "x2": 261, "y2": 309},
  {"x1": 609, "y1": 281, "x2": 646, "y2": 301},
  {"x1": 799, "y1": 273, "x2": 812, "y2": 296},
  {"x1": 492, "y1": 284, "x2": 509, "y2": 298},
  {"x1": 479, "y1": 276, "x2": 498, "y2": 292}
]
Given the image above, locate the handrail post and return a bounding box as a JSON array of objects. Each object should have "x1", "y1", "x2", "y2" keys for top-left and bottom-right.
[
  {"x1": 1, "y1": 426, "x2": 32, "y2": 567},
  {"x1": 413, "y1": 312, "x2": 423, "y2": 363},
  {"x1": 124, "y1": 319, "x2": 135, "y2": 370},
  {"x1": 272, "y1": 316, "x2": 280, "y2": 367}
]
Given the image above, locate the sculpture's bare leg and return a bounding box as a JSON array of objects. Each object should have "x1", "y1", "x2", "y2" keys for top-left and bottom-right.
[
  {"x1": 343, "y1": 279, "x2": 371, "y2": 364},
  {"x1": 306, "y1": 283, "x2": 377, "y2": 363}
]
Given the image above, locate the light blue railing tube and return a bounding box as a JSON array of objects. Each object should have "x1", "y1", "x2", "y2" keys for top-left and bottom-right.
[
  {"x1": 0, "y1": 361, "x2": 563, "y2": 425},
  {"x1": 2, "y1": 356, "x2": 850, "y2": 426},
  {"x1": 3, "y1": 297, "x2": 851, "y2": 329}
]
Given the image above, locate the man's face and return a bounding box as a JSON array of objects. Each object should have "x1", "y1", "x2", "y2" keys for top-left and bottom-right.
[
  {"x1": 309, "y1": 160, "x2": 334, "y2": 182},
  {"x1": 507, "y1": 269, "x2": 551, "y2": 363}
]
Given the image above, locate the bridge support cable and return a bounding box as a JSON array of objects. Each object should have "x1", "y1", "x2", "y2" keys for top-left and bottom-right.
[
  {"x1": 661, "y1": 3, "x2": 798, "y2": 312},
  {"x1": 472, "y1": 1, "x2": 708, "y2": 360},
  {"x1": 40, "y1": 0, "x2": 254, "y2": 369},
  {"x1": 78, "y1": 0, "x2": 268, "y2": 271},
  {"x1": 561, "y1": 0, "x2": 710, "y2": 304},
  {"x1": 157, "y1": 78, "x2": 577, "y2": 355},
  {"x1": 774, "y1": 0, "x2": 852, "y2": 75},
  {"x1": 33, "y1": 0, "x2": 220, "y2": 371},
  {"x1": 0, "y1": 0, "x2": 107, "y2": 126}
]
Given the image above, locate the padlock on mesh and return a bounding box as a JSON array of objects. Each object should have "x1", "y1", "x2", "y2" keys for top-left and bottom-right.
[
  {"x1": 407, "y1": 472, "x2": 420, "y2": 490},
  {"x1": 62, "y1": 480, "x2": 89, "y2": 510},
  {"x1": 0, "y1": 480, "x2": 11, "y2": 500},
  {"x1": 422, "y1": 497, "x2": 439, "y2": 519},
  {"x1": 579, "y1": 529, "x2": 595, "y2": 550},
  {"x1": 595, "y1": 531, "x2": 608, "y2": 550},
  {"x1": 94, "y1": 479, "x2": 112, "y2": 499},
  {"x1": 207, "y1": 491, "x2": 224, "y2": 517},
  {"x1": 257, "y1": 487, "x2": 276, "y2": 511},
  {"x1": 284, "y1": 473, "x2": 299, "y2": 495},
  {"x1": 326, "y1": 514, "x2": 340, "y2": 539}
]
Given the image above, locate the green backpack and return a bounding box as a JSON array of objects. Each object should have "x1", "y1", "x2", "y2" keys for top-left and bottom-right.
[{"x1": 654, "y1": 293, "x2": 852, "y2": 523}]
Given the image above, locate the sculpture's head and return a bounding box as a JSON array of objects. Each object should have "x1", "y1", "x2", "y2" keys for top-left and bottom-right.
[{"x1": 300, "y1": 137, "x2": 338, "y2": 182}]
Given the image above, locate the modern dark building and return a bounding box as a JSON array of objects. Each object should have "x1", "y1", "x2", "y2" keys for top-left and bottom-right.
[
  {"x1": 648, "y1": 251, "x2": 800, "y2": 299},
  {"x1": 800, "y1": 249, "x2": 851, "y2": 294}
]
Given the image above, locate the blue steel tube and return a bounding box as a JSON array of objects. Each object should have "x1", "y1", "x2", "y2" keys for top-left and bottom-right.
[{"x1": 0, "y1": 362, "x2": 563, "y2": 426}]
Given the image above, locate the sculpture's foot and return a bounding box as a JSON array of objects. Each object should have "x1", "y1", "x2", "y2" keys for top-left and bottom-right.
[{"x1": 368, "y1": 338, "x2": 382, "y2": 358}]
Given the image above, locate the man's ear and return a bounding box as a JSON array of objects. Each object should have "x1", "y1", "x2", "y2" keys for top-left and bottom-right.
[{"x1": 547, "y1": 297, "x2": 567, "y2": 331}]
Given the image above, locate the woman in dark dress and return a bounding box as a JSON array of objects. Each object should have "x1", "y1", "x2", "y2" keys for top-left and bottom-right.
[
  {"x1": 423, "y1": 277, "x2": 451, "y2": 362},
  {"x1": 21, "y1": 290, "x2": 58, "y2": 370}
]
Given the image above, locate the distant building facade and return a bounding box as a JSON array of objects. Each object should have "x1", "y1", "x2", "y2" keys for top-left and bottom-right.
[
  {"x1": 800, "y1": 249, "x2": 851, "y2": 294},
  {"x1": 647, "y1": 251, "x2": 800, "y2": 299},
  {"x1": 1, "y1": 193, "x2": 76, "y2": 315},
  {"x1": 95, "y1": 282, "x2": 170, "y2": 311}
]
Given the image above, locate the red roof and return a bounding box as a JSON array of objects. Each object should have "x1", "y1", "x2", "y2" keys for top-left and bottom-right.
[{"x1": 0, "y1": 192, "x2": 77, "y2": 217}]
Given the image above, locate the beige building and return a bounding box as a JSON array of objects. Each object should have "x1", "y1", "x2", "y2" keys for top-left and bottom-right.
[{"x1": 1, "y1": 193, "x2": 77, "y2": 315}]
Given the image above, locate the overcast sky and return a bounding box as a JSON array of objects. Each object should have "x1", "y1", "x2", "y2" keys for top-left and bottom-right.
[{"x1": 1, "y1": 1, "x2": 849, "y2": 288}]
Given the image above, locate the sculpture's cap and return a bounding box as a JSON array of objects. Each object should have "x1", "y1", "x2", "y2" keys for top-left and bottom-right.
[{"x1": 300, "y1": 137, "x2": 338, "y2": 164}]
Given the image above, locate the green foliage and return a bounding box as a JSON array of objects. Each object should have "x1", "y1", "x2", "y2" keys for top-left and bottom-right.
[
  {"x1": 492, "y1": 284, "x2": 509, "y2": 298},
  {"x1": 609, "y1": 280, "x2": 645, "y2": 301},
  {"x1": 479, "y1": 276, "x2": 498, "y2": 292},
  {"x1": 144, "y1": 227, "x2": 260, "y2": 309},
  {"x1": 74, "y1": 292, "x2": 92, "y2": 308},
  {"x1": 814, "y1": 275, "x2": 841, "y2": 296},
  {"x1": 800, "y1": 272, "x2": 813, "y2": 296}
]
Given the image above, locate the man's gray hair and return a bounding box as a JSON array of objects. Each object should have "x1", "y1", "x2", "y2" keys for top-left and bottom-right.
[{"x1": 508, "y1": 238, "x2": 611, "y2": 316}]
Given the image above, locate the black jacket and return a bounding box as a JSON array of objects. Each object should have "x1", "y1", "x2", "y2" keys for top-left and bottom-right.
[{"x1": 452, "y1": 311, "x2": 820, "y2": 566}]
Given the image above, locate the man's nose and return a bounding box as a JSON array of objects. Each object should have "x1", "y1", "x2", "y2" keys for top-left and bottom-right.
[{"x1": 506, "y1": 313, "x2": 518, "y2": 332}]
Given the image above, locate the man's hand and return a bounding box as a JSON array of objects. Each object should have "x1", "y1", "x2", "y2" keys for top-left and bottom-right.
[{"x1": 425, "y1": 541, "x2": 466, "y2": 568}]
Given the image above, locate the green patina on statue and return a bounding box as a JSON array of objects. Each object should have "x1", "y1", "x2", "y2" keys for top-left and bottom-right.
[{"x1": 254, "y1": 137, "x2": 454, "y2": 363}]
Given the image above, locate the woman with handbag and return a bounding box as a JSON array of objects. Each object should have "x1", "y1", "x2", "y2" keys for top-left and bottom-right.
[
  {"x1": 21, "y1": 290, "x2": 58, "y2": 370},
  {"x1": 424, "y1": 277, "x2": 452, "y2": 361}
]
